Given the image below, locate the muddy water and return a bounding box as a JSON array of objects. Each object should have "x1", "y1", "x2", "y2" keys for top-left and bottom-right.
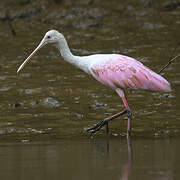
[{"x1": 0, "y1": 0, "x2": 180, "y2": 179}]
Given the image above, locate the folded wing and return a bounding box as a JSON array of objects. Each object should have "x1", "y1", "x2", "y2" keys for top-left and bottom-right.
[{"x1": 91, "y1": 54, "x2": 171, "y2": 92}]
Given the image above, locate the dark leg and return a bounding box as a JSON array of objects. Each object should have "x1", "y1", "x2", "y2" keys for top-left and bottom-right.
[{"x1": 86, "y1": 109, "x2": 127, "y2": 133}]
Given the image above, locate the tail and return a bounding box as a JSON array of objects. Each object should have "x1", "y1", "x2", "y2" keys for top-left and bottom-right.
[{"x1": 150, "y1": 72, "x2": 171, "y2": 92}]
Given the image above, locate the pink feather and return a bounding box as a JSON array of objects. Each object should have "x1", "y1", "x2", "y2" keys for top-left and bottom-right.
[{"x1": 91, "y1": 54, "x2": 171, "y2": 92}]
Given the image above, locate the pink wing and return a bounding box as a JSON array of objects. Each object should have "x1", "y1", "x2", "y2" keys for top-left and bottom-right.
[{"x1": 91, "y1": 54, "x2": 171, "y2": 92}]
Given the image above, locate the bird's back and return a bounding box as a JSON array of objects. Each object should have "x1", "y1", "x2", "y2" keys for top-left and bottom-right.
[{"x1": 90, "y1": 54, "x2": 171, "y2": 92}]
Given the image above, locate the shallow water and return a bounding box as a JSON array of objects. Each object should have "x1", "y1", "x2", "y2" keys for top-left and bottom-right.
[
  {"x1": 0, "y1": 138, "x2": 179, "y2": 180},
  {"x1": 0, "y1": 0, "x2": 180, "y2": 179}
]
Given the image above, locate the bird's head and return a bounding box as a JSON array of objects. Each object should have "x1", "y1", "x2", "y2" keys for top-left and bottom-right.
[
  {"x1": 17, "y1": 30, "x2": 63, "y2": 74},
  {"x1": 43, "y1": 30, "x2": 62, "y2": 45}
]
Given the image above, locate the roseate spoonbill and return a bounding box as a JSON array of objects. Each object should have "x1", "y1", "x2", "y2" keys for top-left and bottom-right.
[{"x1": 17, "y1": 30, "x2": 171, "y2": 137}]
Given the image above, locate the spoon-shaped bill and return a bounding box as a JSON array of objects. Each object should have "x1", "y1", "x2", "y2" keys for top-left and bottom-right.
[{"x1": 17, "y1": 40, "x2": 46, "y2": 74}]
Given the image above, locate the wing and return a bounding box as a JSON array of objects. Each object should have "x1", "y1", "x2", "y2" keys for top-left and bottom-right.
[{"x1": 91, "y1": 54, "x2": 171, "y2": 92}]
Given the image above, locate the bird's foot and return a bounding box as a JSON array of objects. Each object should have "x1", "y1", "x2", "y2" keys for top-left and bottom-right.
[
  {"x1": 86, "y1": 109, "x2": 128, "y2": 134},
  {"x1": 86, "y1": 118, "x2": 109, "y2": 133}
]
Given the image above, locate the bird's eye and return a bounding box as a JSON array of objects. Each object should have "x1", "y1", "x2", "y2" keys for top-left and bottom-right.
[{"x1": 47, "y1": 35, "x2": 51, "y2": 39}]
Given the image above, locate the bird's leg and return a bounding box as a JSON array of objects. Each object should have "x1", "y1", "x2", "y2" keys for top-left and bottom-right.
[
  {"x1": 127, "y1": 110, "x2": 132, "y2": 138},
  {"x1": 122, "y1": 98, "x2": 132, "y2": 138},
  {"x1": 116, "y1": 89, "x2": 132, "y2": 138},
  {"x1": 86, "y1": 89, "x2": 132, "y2": 136},
  {"x1": 86, "y1": 109, "x2": 127, "y2": 133}
]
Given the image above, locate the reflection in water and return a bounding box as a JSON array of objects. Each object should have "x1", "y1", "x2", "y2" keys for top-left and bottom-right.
[
  {"x1": 0, "y1": 138, "x2": 179, "y2": 180},
  {"x1": 121, "y1": 138, "x2": 133, "y2": 180},
  {"x1": 89, "y1": 137, "x2": 133, "y2": 180}
]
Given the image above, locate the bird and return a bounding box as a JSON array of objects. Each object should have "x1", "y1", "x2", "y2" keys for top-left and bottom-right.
[{"x1": 17, "y1": 30, "x2": 171, "y2": 138}]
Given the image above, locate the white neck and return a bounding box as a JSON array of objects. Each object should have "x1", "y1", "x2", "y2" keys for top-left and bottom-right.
[{"x1": 55, "y1": 36, "x2": 90, "y2": 74}]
